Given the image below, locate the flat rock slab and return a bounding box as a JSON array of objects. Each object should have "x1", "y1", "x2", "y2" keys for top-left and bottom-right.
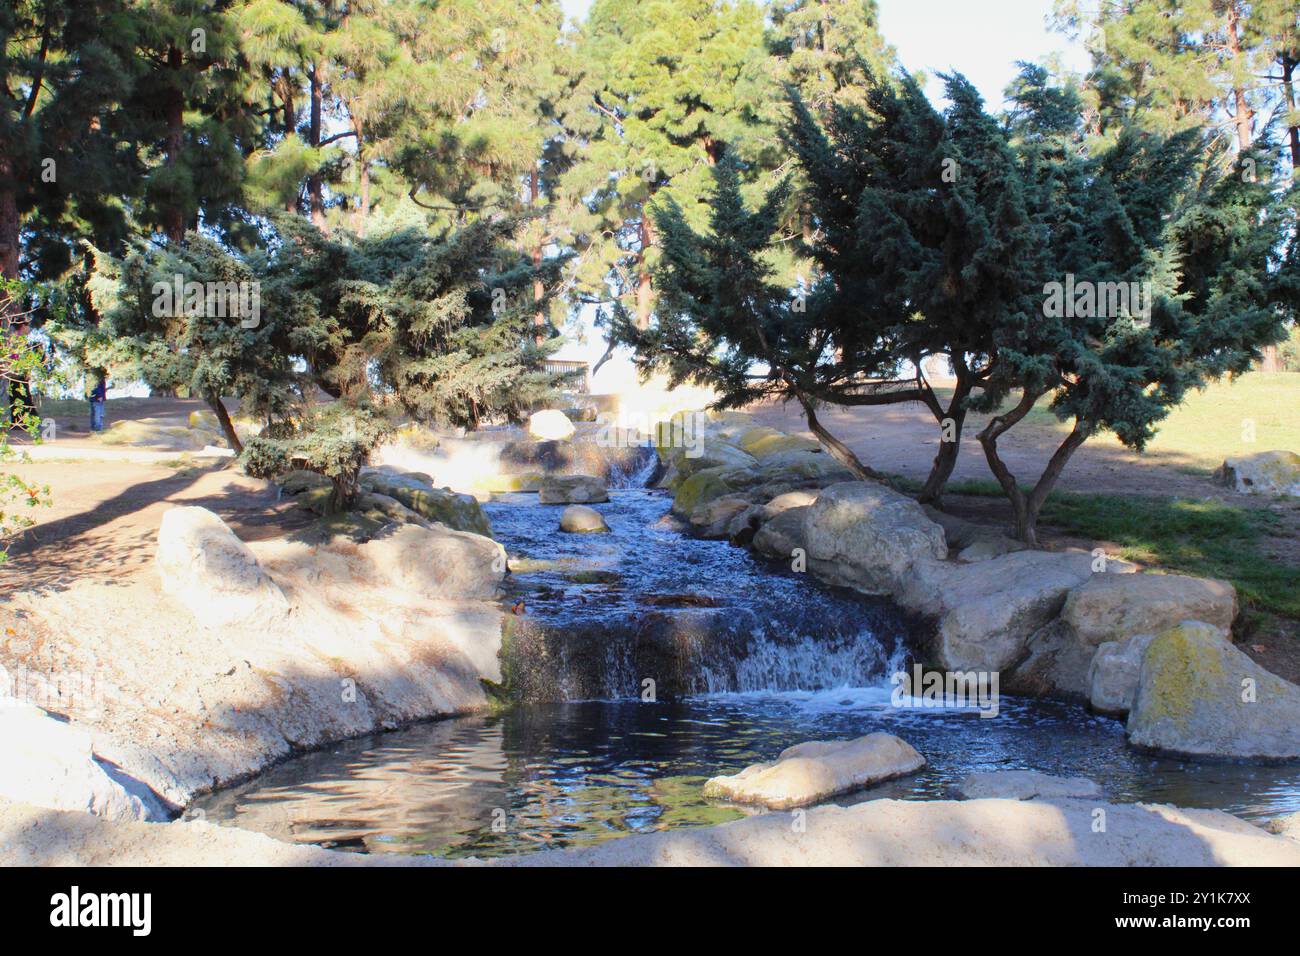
[
  {"x1": 702, "y1": 732, "x2": 925, "y2": 809},
  {"x1": 6, "y1": 796, "x2": 1299, "y2": 867},
  {"x1": 956, "y1": 770, "x2": 1102, "y2": 801},
  {"x1": 538, "y1": 474, "x2": 609, "y2": 504}
]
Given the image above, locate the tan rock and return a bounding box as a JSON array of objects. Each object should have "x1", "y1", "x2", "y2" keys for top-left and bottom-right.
[
  {"x1": 1215, "y1": 450, "x2": 1300, "y2": 497},
  {"x1": 802, "y1": 482, "x2": 947, "y2": 593},
  {"x1": 538, "y1": 474, "x2": 609, "y2": 504},
  {"x1": 956, "y1": 770, "x2": 1101, "y2": 800},
  {"x1": 156, "y1": 506, "x2": 290, "y2": 628},
  {"x1": 1127, "y1": 622, "x2": 1300, "y2": 759},
  {"x1": 528, "y1": 409, "x2": 576, "y2": 441},
  {"x1": 1063, "y1": 572, "x2": 1236, "y2": 646},
  {"x1": 702, "y1": 733, "x2": 925, "y2": 809},
  {"x1": 559, "y1": 505, "x2": 610, "y2": 533}
]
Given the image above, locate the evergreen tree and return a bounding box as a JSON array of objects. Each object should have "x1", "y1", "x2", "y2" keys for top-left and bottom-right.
[
  {"x1": 573, "y1": 0, "x2": 779, "y2": 329},
  {"x1": 975, "y1": 66, "x2": 1293, "y2": 544},
  {"x1": 767, "y1": 0, "x2": 895, "y2": 114},
  {"x1": 612, "y1": 73, "x2": 1045, "y2": 503}
]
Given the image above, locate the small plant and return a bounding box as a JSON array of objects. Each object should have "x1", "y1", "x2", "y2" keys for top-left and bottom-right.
[
  {"x1": 241, "y1": 402, "x2": 394, "y2": 513},
  {"x1": 1, "y1": 280, "x2": 57, "y2": 562}
]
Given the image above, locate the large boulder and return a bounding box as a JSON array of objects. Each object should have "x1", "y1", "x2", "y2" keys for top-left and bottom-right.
[
  {"x1": 1087, "y1": 633, "x2": 1156, "y2": 716},
  {"x1": 702, "y1": 733, "x2": 925, "y2": 810},
  {"x1": 802, "y1": 482, "x2": 948, "y2": 594},
  {"x1": 559, "y1": 505, "x2": 610, "y2": 534},
  {"x1": 727, "y1": 489, "x2": 820, "y2": 546},
  {"x1": 735, "y1": 426, "x2": 821, "y2": 459},
  {"x1": 359, "y1": 470, "x2": 492, "y2": 537},
  {"x1": 0, "y1": 702, "x2": 168, "y2": 822},
  {"x1": 750, "y1": 506, "x2": 811, "y2": 560},
  {"x1": 538, "y1": 474, "x2": 609, "y2": 504},
  {"x1": 956, "y1": 770, "x2": 1101, "y2": 801},
  {"x1": 898, "y1": 553, "x2": 1134, "y2": 673},
  {"x1": 659, "y1": 439, "x2": 757, "y2": 490},
  {"x1": 1215, "y1": 450, "x2": 1300, "y2": 497},
  {"x1": 362, "y1": 523, "x2": 506, "y2": 599},
  {"x1": 1001, "y1": 619, "x2": 1098, "y2": 701},
  {"x1": 528, "y1": 409, "x2": 576, "y2": 441},
  {"x1": 1127, "y1": 622, "x2": 1300, "y2": 759},
  {"x1": 688, "y1": 496, "x2": 753, "y2": 539},
  {"x1": 1062, "y1": 572, "x2": 1236, "y2": 646},
  {"x1": 156, "y1": 507, "x2": 290, "y2": 628},
  {"x1": 671, "y1": 452, "x2": 852, "y2": 518}
]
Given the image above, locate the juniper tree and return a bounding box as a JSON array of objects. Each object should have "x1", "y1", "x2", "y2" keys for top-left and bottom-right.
[
  {"x1": 265, "y1": 213, "x2": 574, "y2": 428},
  {"x1": 612, "y1": 73, "x2": 1045, "y2": 503},
  {"x1": 975, "y1": 67, "x2": 1294, "y2": 545},
  {"x1": 242, "y1": 399, "x2": 392, "y2": 511},
  {"x1": 86, "y1": 232, "x2": 303, "y2": 452}
]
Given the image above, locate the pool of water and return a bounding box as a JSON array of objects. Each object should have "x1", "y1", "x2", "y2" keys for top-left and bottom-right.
[
  {"x1": 193, "y1": 693, "x2": 1300, "y2": 858},
  {"x1": 191, "y1": 484, "x2": 1300, "y2": 857}
]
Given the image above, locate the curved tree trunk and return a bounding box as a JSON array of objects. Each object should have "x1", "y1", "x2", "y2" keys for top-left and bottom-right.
[
  {"x1": 797, "y1": 393, "x2": 888, "y2": 482},
  {"x1": 917, "y1": 366, "x2": 973, "y2": 506},
  {"x1": 206, "y1": 393, "x2": 243, "y2": 455},
  {"x1": 977, "y1": 389, "x2": 1090, "y2": 546}
]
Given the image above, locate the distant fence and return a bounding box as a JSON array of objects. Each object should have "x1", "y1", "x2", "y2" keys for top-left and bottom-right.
[{"x1": 545, "y1": 359, "x2": 590, "y2": 394}]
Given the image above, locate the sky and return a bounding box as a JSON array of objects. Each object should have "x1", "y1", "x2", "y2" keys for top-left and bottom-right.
[
  {"x1": 559, "y1": 0, "x2": 1090, "y2": 109},
  {"x1": 552, "y1": 0, "x2": 1091, "y2": 378}
]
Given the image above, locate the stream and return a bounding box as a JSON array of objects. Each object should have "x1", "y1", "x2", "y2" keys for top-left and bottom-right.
[{"x1": 193, "y1": 477, "x2": 1300, "y2": 858}]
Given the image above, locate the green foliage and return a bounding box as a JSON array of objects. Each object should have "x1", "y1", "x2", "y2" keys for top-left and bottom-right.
[
  {"x1": 1, "y1": 280, "x2": 58, "y2": 561},
  {"x1": 242, "y1": 401, "x2": 392, "y2": 511}
]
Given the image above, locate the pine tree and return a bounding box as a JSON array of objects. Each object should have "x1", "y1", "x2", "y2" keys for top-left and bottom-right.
[{"x1": 573, "y1": 0, "x2": 779, "y2": 329}]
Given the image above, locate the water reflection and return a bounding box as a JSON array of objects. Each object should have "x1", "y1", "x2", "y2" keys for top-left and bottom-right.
[{"x1": 194, "y1": 695, "x2": 1300, "y2": 858}]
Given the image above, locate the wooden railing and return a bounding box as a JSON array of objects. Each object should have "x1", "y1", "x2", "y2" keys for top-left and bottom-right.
[{"x1": 544, "y1": 359, "x2": 590, "y2": 393}]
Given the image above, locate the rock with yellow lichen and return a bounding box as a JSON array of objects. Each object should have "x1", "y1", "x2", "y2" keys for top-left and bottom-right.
[
  {"x1": 1215, "y1": 450, "x2": 1300, "y2": 497},
  {"x1": 1126, "y1": 622, "x2": 1300, "y2": 759}
]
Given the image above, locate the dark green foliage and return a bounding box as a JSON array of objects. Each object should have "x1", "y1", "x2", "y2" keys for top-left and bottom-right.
[
  {"x1": 262, "y1": 214, "x2": 574, "y2": 429},
  {"x1": 242, "y1": 401, "x2": 393, "y2": 511}
]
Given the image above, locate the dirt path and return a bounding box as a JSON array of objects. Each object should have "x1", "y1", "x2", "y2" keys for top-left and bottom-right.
[
  {"x1": 748, "y1": 398, "x2": 1229, "y2": 501},
  {"x1": 0, "y1": 459, "x2": 308, "y2": 595}
]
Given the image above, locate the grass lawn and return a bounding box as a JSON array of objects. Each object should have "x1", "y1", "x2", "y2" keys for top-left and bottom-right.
[
  {"x1": 940, "y1": 370, "x2": 1300, "y2": 475},
  {"x1": 919, "y1": 477, "x2": 1300, "y2": 619},
  {"x1": 1039, "y1": 493, "x2": 1298, "y2": 619}
]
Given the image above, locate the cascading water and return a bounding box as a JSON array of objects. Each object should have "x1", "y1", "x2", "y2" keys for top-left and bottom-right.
[
  {"x1": 604, "y1": 444, "x2": 661, "y2": 489},
  {"x1": 486, "y1": 487, "x2": 917, "y2": 701},
  {"x1": 191, "y1": 461, "x2": 1300, "y2": 858}
]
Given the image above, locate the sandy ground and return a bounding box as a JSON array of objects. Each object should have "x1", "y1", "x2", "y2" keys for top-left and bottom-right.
[
  {"x1": 3, "y1": 796, "x2": 1297, "y2": 867},
  {"x1": 746, "y1": 396, "x2": 1266, "y2": 503}
]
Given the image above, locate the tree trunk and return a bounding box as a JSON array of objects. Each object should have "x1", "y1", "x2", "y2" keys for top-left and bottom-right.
[
  {"x1": 206, "y1": 393, "x2": 243, "y2": 455},
  {"x1": 530, "y1": 166, "x2": 546, "y2": 343},
  {"x1": 308, "y1": 66, "x2": 325, "y2": 229},
  {"x1": 978, "y1": 389, "x2": 1090, "y2": 545},
  {"x1": 636, "y1": 210, "x2": 655, "y2": 329},
  {"x1": 976, "y1": 389, "x2": 1041, "y2": 545},
  {"x1": 917, "y1": 368, "x2": 972, "y2": 506},
  {"x1": 1225, "y1": 3, "x2": 1254, "y2": 153},
  {"x1": 357, "y1": 143, "x2": 370, "y2": 236},
  {"x1": 796, "y1": 393, "x2": 888, "y2": 482},
  {"x1": 0, "y1": 156, "x2": 19, "y2": 287},
  {"x1": 1283, "y1": 53, "x2": 1300, "y2": 172},
  {"x1": 163, "y1": 46, "x2": 186, "y2": 244}
]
